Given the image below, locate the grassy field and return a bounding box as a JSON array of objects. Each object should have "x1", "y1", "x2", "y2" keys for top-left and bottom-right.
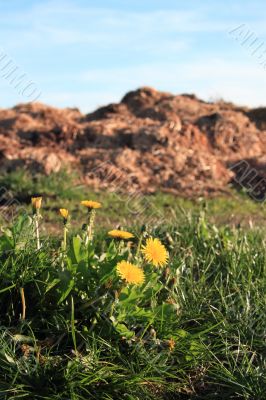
[
  {"x1": 0, "y1": 170, "x2": 265, "y2": 399},
  {"x1": 1, "y1": 169, "x2": 266, "y2": 230}
]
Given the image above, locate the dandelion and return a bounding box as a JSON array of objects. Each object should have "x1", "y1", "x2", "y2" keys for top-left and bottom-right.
[
  {"x1": 142, "y1": 238, "x2": 168, "y2": 267},
  {"x1": 31, "y1": 196, "x2": 42, "y2": 250},
  {"x1": 24, "y1": 195, "x2": 43, "y2": 319},
  {"x1": 108, "y1": 229, "x2": 134, "y2": 240},
  {"x1": 116, "y1": 260, "x2": 145, "y2": 285},
  {"x1": 59, "y1": 208, "x2": 69, "y2": 252},
  {"x1": 81, "y1": 200, "x2": 102, "y2": 244},
  {"x1": 31, "y1": 196, "x2": 42, "y2": 210},
  {"x1": 81, "y1": 200, "x2": 102, "y2": 209},
  {"x1": 59, "y1": 208, "x2": 69, "y2": 220}
]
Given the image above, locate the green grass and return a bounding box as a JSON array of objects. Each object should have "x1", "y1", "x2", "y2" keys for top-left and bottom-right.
[
  {"x1": 0, "y1": 186, "x2": 265, "y2": 399},
  {"x1": 1, "y1": 169, "x2": 266, "y2": 231}
]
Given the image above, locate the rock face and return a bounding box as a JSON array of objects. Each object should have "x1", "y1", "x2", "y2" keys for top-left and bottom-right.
[{"x1": 0, "y1": 86, "x2": 266, "y2": 197}]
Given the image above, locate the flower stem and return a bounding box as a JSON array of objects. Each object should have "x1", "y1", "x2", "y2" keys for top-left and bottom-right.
[
  {"x1": 34, "y1": 211, "x2": 41, "y2": 250},
  {"x1": 85, "y1": 209, "x2": 96, "y2": 244},
  {"x1": 20, "y1": 287, "x2": 26, "y2": 320},
  {"x1": 63, "y1": 225, "x2": 67, "y2": 251},
  {"x1": 136, "y1": 233, "x2": 143, "y2": 257}
]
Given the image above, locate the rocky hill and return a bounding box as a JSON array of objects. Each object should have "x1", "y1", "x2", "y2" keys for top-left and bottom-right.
[{"x1": 1, "y1": 87, "x2": 266, "y2": 198}]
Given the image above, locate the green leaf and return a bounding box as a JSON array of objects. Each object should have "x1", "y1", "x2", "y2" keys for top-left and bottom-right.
[
  {"x1": 72, "y1": 236, "x2": 82, "y2": 263},
  {"x1": 99, "y1": 259, "x2": 117, "y2": 284},
  {"x1": 45, "y1": 278, "x2": 60, "y2": 294},
  {"x1": 115, "y1": 322, "x2": 134, "y2": 339},
  {"x1": 58, "y1": 279, "x2": 75, "y2": 304},
  {"x1": 58, "y1": 270, "x2": 75, "y2": 304},
  {"x1": 71, "y1": 296, "x2": 77, "y2": 353},
  {"x1": 185, "y1": 339, "x2": 205, "y2": 361},
  {"x1": 0, "y1": 283, "x2": 16, "y2": 293},
  {"x1": 0, "y1": 234, "x2": 14, "y2": 251},
  {"x1": 119, "y1": 286, "x2": 141, "y2": 305}
]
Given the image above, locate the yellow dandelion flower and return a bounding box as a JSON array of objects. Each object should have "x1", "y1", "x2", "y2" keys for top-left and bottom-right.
[
  {"x1": 59, "y1": 208, "x2": 69, "y2": 219},
  {"x1": 116, "y1": 260, "x2": 145, "y2": 285},
  {"x1": 81, "y1": 200, "x2": 102, "y2": 209},
  {"x1": 142, "y1": 238, "x2": 168, "y2": 267},
  {"x1": 31, "y1": 197, "x2": 42, "y2": 209},
  {"x1": 108, "y1": 229, "x2": 134, "y2": 240}
]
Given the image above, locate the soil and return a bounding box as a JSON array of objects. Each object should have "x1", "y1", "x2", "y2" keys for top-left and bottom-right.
[{"x1": 1, "y1": 86, "x2": 266, "y2": 197}]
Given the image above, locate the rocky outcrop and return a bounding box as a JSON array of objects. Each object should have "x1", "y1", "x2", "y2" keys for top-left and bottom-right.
[{"x1": 0, "y1": 87, "x2": 266, "y2": 197}]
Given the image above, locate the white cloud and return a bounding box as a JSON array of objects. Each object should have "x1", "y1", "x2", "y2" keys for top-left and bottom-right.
[
  {"x1": 0, "y1": 0, "x2": 265, "y2": 111},
  {"x1": 0, "y1": 2, "x2": 232, "y2": 51},
  {"x1": 80, "y1": 58, "x2": 265, "y2": 84},
  {"x1": 36, "y1": 56, "x2": 266, "y2": 113}
]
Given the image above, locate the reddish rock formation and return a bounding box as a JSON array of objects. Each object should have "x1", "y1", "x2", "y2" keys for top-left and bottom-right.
[{"x1": 0, "y1": 86, "x2": 266, "y2": 197}]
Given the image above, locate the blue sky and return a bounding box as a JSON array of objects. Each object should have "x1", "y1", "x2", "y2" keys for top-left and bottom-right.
[{"x1": 0, "y1": 0, "x2": 265, "y2": 112}]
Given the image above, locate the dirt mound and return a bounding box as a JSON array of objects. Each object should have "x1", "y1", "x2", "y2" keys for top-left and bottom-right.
[{"x1": 0, "y1": 87, "x2": 266, "y2": 197}]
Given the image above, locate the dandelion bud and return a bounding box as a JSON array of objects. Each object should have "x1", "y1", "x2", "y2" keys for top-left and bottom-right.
[{"x1": 31, "y1": 197, "x2": 42, "y2": 210}]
